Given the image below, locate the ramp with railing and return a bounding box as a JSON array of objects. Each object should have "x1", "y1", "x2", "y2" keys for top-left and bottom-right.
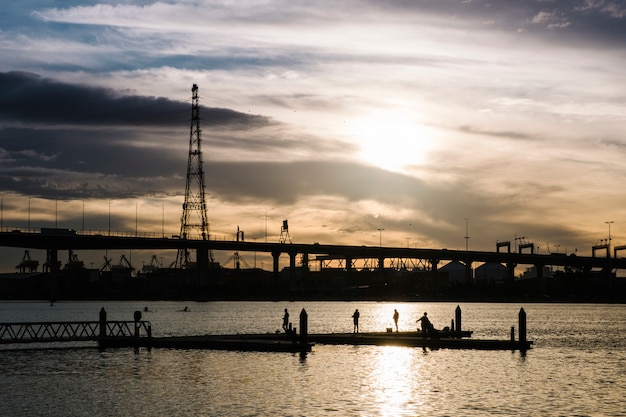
[{"x1": 0, "y1": 307, "x2": 151, "y2": 345}]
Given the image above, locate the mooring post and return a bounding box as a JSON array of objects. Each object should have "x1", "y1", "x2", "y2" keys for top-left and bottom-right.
[
  {"x1": 451, "y1": 319, "x2": 455, "y2": 332},
  {"x1": 299, "y1": 308, "x2": 308, "y2": 344},
  {"x1": 519, "y1": 308, "x2": 527, "y2": 343},
  {"x1": 99, "y1": 307, "x2": 107, "y2": 338},
  {"x1": 455, "y1": 305, "x2": 462, "y2": 337},
  {"x1": 511, "y1": 326, "x2": 515, "y2": 342},
  {"x1": 134, "y1": 310, "x2": 142, "y2": 340}
]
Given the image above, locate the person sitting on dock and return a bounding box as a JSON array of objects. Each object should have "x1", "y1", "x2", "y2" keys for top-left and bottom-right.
[
  {"x1": 352, "y1": 309, "x2": 360, "y2": 333},
  {"x1": 417, "y1": 312, "x2": 433, "y2": 337},
  {"x1": 393, "y1": 309, "x2": 399, "y2": 332},
  {"x1": 282, "y1": 308, "x2": 290, "y2": 332}
]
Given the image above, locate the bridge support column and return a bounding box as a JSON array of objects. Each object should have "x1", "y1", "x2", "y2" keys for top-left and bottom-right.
[
  {"x1": 196, "y1": 247, "x2": 209, "y2": 284},
  {"x1": 430, "y1": 258, "x2": 439, "y2": 280},
  {"x1": 289, "y1": 252, "x2": 297, "y2": 289},
  {"x1": 506, "y1": 262, "x2": 516, "y2": 285},
  {"x1": 535, "y1": 263, "x2": 545, "y2": 292},
  {"x1": 272, "y1": 251, "x2": 281, "y2": 276},
  {"x1": 302, "y1": 253, "x2": 309, "y2": 271},
  {"x1": 46, "y1": 248, "x2": 59, "y2": 301},
  {"x1": 465, "y1": 260, "x2": 473, "y2": 284}
]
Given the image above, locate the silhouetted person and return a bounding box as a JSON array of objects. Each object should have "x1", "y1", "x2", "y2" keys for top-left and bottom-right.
[
  {"x1": 352, "y1": 309, "x2": 360, "y2": 333},
  {"x1": 393, "y1": 309, "x2": 399, "y2": 332},
  {"x1": 282, "y1": 308, "x2": 289, "y2": 332},
  {"x1": 417, "y1": 312, "x2": 432, "y2": 337}
]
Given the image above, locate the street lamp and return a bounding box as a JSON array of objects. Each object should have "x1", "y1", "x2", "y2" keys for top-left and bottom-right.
[
  {"x1": 605, "y1": 221, "x2": 614, "y2": 246},
  {"x1": 377, "y1": 228, "x2": 384, "y2": 247}
]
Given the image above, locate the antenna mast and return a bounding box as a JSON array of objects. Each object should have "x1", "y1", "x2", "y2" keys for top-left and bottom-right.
[{"x1": 175, "y1": 84, "x2": 213, "y2": 268}]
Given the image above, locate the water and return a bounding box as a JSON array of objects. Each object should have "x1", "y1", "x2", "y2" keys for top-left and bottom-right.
[{"x1": 1, "y1": 301, "x2": 625, "y2": 416}]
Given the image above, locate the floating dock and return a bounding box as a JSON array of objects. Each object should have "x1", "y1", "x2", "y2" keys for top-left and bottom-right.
[
  {"x1": 97, "y1": 307, "x2": 533, "y2": 352},
  {"x1": 98, "y1": 334, "x2": 314, "y2": 353},
  {"x1": 97, "y1": 330, "x2": 531, "y2": 352}
]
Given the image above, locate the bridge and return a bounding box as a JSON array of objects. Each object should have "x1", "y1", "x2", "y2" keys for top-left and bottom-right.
[{"x1": 1, "y1": 229, "x2": 625, "y2": 282}]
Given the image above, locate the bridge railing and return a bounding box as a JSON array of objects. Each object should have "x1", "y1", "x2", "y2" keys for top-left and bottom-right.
[
  {"x1": 0, "y1": 226, "x2": 239, "y2": 241},
  {"x1": 0, "y1": 320, "x2": 152, "y2": 344}
]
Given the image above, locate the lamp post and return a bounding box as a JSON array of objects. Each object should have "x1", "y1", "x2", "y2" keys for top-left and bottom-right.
[
  {"x1": 605, "y1": 221, "x2": 614, "y2": 245},
  {"x1": 377, "y1": 228, "x2": 384, "y2": 247}
]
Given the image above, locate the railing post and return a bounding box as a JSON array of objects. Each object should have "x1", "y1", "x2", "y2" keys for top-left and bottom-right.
[{"x1": 99, "y1": 307, "x2": 107, "y2": 338}]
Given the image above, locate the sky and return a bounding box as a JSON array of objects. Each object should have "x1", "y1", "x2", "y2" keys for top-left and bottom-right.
[{"x1": 1, "y1": 0, "x2": 626, "y2": 273}]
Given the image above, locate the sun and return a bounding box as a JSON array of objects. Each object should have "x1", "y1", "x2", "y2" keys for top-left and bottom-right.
[{"x1": 351, "y1": 112, "x2": 435, "y2": 172}]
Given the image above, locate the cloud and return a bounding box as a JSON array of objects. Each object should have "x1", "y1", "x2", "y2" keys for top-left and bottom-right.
[{"x1": 0, "y1": 71, "x2": 271, "y2": 128}]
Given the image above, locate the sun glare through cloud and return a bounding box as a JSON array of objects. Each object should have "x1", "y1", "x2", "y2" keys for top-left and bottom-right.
[{"x1": 351, "y1": 111, "x2": 437, "y2": 173}]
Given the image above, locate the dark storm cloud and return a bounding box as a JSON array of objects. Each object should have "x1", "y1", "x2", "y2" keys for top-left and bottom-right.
[
  {"x1": 0, "y1": 72, "x2": 287, "y2": 199},
  {"x1": 0, "y1": 71, "x2": 271, "y2": 128},
  {"x1": 205, "y1": 159, "x2": 511, "y2": 220}
]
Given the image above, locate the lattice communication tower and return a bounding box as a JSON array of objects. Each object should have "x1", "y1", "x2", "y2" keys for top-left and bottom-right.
[{"x1": 174, "y1": 84, "x2": 214, "y2": 268}]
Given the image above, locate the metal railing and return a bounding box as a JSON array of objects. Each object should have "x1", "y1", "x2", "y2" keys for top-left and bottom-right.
[{"x1": 0, "y1": 320, "x2": 151, "y2": 344}]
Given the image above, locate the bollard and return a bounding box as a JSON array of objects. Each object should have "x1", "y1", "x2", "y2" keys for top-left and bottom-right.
[
  {"x1": 299, "y1": 308, "x2": 308, "y2": 344},
  {"x1": 519, "y1": 308, "x2": 527, "y2": 343},
  {"x1": 99, "y1": 307, "x2": 107, "y2": 338},
  {"x1": 134, "y1": 310, "x2": 142, "y2": 340},
  {"x1": 455, "y1": 305, "x2": 462, "y2": 338},
  {"x1": 511, "y1": 326, "x2": 515, "y2": 342},
  {"x1": 451, "y1": 319, "x2": 455, "y2": 332}
]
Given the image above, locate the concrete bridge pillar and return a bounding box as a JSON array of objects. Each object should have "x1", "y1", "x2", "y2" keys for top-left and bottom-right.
[
  {"x1": 196, "y1": 247, "x2": 209, "y2": 283},
  {"x1": 289, "y1": 252, "x2": 297, "y2": 287},
  {"x1": 430, "y1": 258, "x2": 439, "y2": 281},
  {"x1": 301, "y1": 253, "x2": 309, "y2": 271},
  {"x1": 272, "y1": 251, "x2": 281, "y2": 275},
  {"x1": 465, "y1": 260, "x2": 473, "y2": 284},
  {"x1": 506, "y1": 262, "x2": 516, "y2": 285},
  {"x1": 46, "y1": 248, "x2": 59, "y2": 301},
  {"x1": 535, "y1": 263, "x2": 545, "y2": 292}
]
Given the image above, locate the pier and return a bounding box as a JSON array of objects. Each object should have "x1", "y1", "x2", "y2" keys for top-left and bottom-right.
[{"x1": 1, "y1": 306, "x2": 532, "y2": 352}]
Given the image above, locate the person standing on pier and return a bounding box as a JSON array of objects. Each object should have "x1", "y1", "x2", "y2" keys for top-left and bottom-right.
[
  {"x1": 393, "y1": 309, "x2": 399, "y2": 332},
  {"x1": 352, "y1": 309, "x2": 360, "y2": 333},
  {"x1": 417, "y1": 312, "x2": 432, "y2": 337},
  {"x1": 282, "y1": 309, "x2": 289, "y2": 332}
]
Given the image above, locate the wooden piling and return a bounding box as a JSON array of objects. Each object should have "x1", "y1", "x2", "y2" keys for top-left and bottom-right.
[
  {"x1": 519, "y1": 308, "x2": 527, "y2": 343},
  {"x1": 299, "y1": 308, "x2": 308, "y2": 344},
  {"x1": 99, "y1": 307, "x2": 107, "y2": 338},
  {"x1": 134, "y1": 311, "x2": 142, "y2": 340}
]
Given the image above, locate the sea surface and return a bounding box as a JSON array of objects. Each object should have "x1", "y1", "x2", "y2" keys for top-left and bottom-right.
[{"x1": 0, "y1": 301, "x2": 625, "y2": 416}]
